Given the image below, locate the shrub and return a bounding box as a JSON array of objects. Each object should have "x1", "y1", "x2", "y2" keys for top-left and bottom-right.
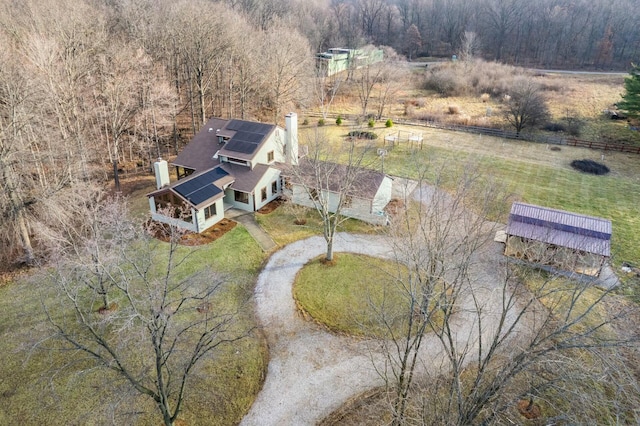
[
  {"x1": 447, "y1": 105, "x2": 460, "y2": 115},
  {"x1": 544, "y1": 122, "x2": 567, "y2": 132},
  {"x1": 481, "y1": 93, "x2": 491, "y2": 102},
  {"x1": 302, "y1": 118, "x2": 309, "y2": 125},
  {"x1": 318, "y1": 118, "x2": 325, "y2": 126},
  {"x1": 347, "y1": 130, "x2": 378, "y2": 139},
  {"x1": 570, "y1": 159, "x2": 610, "y2": 175},
  {"x1": 385, "y1": 119, "x2": 393, "y2": 128},
  {"x1": 368, "y1": 119, "x2": 375, "y2": 128},
  {"x1": 336, "y1": 115, "x2": 343, "y2": 126}
]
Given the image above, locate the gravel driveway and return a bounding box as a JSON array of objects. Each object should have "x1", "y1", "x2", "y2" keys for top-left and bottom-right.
[{"x1": 240, "y1": 229, "x2": 514, "y2": 425}]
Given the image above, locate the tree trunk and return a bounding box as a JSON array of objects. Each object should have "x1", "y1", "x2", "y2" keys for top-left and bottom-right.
[
  {"x1": 325, "y1": 236, "x2": 334, "y2": 261},
  {"x1": 17, "y1": 212, "x2": 35, "y2": 265},
  {"x1": 113, "y1": 160, "x2": 121, "y2": 192}
]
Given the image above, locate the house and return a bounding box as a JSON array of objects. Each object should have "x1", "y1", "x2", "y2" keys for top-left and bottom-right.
[
  {"x1": 148, "y1": 113, "x2": 298, "y2": 233},
  {"x1": 148, "y1": 112, "x2": 393, "y2": 232},
  {"x1": 284, "y1": 160, "x2": 392, "y2": 226},
  {"x1": 315, "y1": 47, "x2": 384, "y2": 77},
  {"x1": 504, "y1": 202, "x2": 612, "y2": 276}
]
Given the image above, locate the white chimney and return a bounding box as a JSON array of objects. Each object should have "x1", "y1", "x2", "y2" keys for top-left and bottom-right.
[
  {"x1": 154, "y1": 158, "x2": 170, "y2": 189},
  {"x1": 285, "y1": 112, "x2": 299, "y2": 165}
]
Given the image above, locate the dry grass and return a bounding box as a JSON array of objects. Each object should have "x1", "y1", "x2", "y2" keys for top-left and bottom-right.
[
  {"x1": 326, "y1": 61, "x2": 638, "y2": 145},
  {"x1": 0, "y1": 220, "x2": 267, "y2": 426}
]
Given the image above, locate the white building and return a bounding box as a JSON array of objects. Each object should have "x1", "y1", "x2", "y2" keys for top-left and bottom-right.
[{"x1": 148, "y1": 113, "x2": 298, "y2": 232}]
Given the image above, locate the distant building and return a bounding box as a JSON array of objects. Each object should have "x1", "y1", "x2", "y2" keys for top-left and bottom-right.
[
  {"x1": 504, "y1": 202, "x2": 612, "y2": 276},
  {"x1": 315, "y1": 47, "x2": 384, "y2": 77}
]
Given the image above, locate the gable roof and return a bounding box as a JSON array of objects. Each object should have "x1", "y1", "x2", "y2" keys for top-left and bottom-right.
[
  {"x1": 506, "y1": 202, "x2": 611, "y2": 257},
  {"x1": 148, "y1": 166, "x2": 233, "y2": 209},
  {"x1": 285, "y1": 160, "x2": 387, "y2": 201},
  {"x1": 173, "y1": 117, "x2": 228, "y2": 172}
]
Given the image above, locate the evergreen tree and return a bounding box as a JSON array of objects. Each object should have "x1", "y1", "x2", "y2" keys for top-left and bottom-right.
[{"x1": 619, "y1": 64, "x2": 640, "y2": 118}]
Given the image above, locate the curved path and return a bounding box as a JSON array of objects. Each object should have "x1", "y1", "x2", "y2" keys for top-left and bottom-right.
[
  {"x1": 241, "y1": 231, "x2": 513, "y2": 425},
  {"x1": 241, "y1": 233, "x2": 393, "y2": 425}
]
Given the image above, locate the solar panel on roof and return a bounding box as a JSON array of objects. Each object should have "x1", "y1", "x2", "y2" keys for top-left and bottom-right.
[
  {"x1": 186, "y1": 185, "x2": 222, "y2": 205},
  {"x1": 225, "y1": 140, "x2": 256, "y2": 154},
  {"x1": 173, "y1": 167, "x2": 228, "y2": 205}
]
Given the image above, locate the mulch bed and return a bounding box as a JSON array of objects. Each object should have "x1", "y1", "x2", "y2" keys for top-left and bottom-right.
[
  {"x1": 257, "y1": 197, "x2": 285, "y2": 214},
  {"x1": 148, "y1": 219, "x2": 237, "y2": 246}
]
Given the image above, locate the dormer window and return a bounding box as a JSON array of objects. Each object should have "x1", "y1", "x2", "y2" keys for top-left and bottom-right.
[{"x1": 267, "y1": 150, "x2": 274, "y2": 163}]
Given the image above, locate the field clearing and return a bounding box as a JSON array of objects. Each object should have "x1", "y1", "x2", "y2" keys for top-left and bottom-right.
[
  {"x1": 329, "y1": 66, "x2": 639, "y2": 145},
  {"x1": 299, "y1": 124, "x2": 640, "y2": 272}
]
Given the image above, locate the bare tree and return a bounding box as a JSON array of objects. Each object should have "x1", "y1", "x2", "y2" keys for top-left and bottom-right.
[
  {"x1": 353, "y1": 45, "x2": 387, "y2": 118},
  {"x1": 314, "y1": 64, "x2": 347, "y2": 120},
  {"x1": 43, "y1": 198, "x2": 251, "y2": 426},
  {"x1": 285, "y1": 129, "x2": 375, "y2": 262},
  {"x1": 260, "y1": 21, "x2": 313, "y2": 124},
  {"x1": 0, "y1": 46, "x2": 39, "y2": 265},
  {"x1": 374, "y1": 47, "x2": 407, "y2": 119},
  {"x1": 503, "y1": 78, "x2": 549, "y2": 135},
  {"x1": 369, "y1": 162, "x2": 639, "y2": 425},
  {"x1": 372, "y1": 163, "x2": 506, "y2": 425},
  {"x1": 404, "y1": 24, "x2": 422, "y2": 60},
  {"x1": 459, "y1": 30, "x2": 480, "y2": 61}
]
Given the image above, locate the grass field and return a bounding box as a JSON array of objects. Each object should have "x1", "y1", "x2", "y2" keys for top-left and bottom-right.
[
  {"x1": 0, "y1": 226, "x2": 267, "y2": 425},
  {"x1": 300, "y1": 123, "x2": 640, "y2": 268},
  {"x1": 293, "y1": 254, "x2": 412, "y2": 337}
]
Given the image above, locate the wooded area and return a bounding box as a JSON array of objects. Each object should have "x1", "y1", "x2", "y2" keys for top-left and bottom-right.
[{"x1": 1, "y1": 0, "x2": 639, "y2": 266}]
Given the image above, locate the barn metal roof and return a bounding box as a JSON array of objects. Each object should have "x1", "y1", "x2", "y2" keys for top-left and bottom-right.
[{"x1": 506, "y1": 202, "x2": 611, "y2": 256}]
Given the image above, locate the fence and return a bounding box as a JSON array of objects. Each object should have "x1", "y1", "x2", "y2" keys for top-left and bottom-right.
[{"x1": 306, "y1": 112, "x2": 640, "y2": 155}]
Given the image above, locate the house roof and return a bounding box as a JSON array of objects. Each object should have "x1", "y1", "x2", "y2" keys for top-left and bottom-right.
[
  {"x1": 506, "y1": 202, "x2": 611, "y2": 257},
  {"x1": 173, "y1": 117, "x2": 228, "y2": 172},
  {"x1": 285, "y1": 160, "x2": 387, "y2": 201},
  {"x1": 217, "y1": 119, "x2": 276, "y2": 161},
  {"x1": 173, "y1": 117, "x2": 277, "y2": 171},
  {"x1": 220, "y1": 162, "x2": 271, "y2": 193},
  {"x1": 148, "y1": 166, "x2": 232, "y2": 209}
]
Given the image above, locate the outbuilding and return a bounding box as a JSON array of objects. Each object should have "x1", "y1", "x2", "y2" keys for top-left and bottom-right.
[{"x1": 504, "y1": 202, "x2": 612, "y2": 276}]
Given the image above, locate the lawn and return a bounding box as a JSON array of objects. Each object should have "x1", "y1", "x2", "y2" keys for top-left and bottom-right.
[
  {"x1": 0, "y1": 226, "x2": 267, "y2": 425},
  {"x1": 293, "y1": 254, "x2": 413, "y2": 337},
  {"x1": 300, "y1": 124, "x2": 640, "y2": 269},
  {"x1": 256, "y1": 203, "x2": 380, "y2": 247}
]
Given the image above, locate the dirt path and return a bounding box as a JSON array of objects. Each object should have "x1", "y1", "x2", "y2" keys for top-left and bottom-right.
[{"x1": 240, "y1": 229, "x2": 514, "y2": 425}]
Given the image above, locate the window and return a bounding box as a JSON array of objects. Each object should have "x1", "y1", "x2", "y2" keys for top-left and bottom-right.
[
  {"x1": 267, "y1": 150, "x2": 274, "y2": 162},
  {"x1": 271, "y1": 180, "x2": 278, "y2": 194},
  {"x1": 176, "y1": 167, "x2": 194, "y2": 180},
  {"x1": 261, "y1": 187, "x2": 267, "y2": 202},
  {"x1": 234, "y1": 191, "x2": 249, "y2": 204},
  {"x1": 204, "y1": 203, "x2": 217, "y2": 220},
  {"x1": 309, "y1": 188, "x2": 319, "y2": 200},
  {"x1": 343, "y1": 195, "x2": 353, "y2": 208}
]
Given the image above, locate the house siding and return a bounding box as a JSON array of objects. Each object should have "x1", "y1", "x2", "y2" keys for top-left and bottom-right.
[
  {"x1": 372, "y1": 176, "x2": 393, "y2": 214},
  {"x1": 195, "y1": 199, "x2": 225, "y2": 231},
  {"x1": 251, "y1": 130, "x2": 285, "y2": 168},
  {"x1": 253, "y1": 168, "x2": 282, "y2": 210},
  {"x1": 292, "y1": 184, "x2": 389, "y2": 225}
]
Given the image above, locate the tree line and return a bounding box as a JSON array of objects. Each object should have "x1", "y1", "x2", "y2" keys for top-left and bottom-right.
[{"x1": 0, "y1": 0, "x2": 312, "y2": 266}]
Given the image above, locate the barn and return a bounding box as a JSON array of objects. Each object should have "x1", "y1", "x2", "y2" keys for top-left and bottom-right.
[{"x1": 504, "y1": 202, "x2": 612, "y2": 276}]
